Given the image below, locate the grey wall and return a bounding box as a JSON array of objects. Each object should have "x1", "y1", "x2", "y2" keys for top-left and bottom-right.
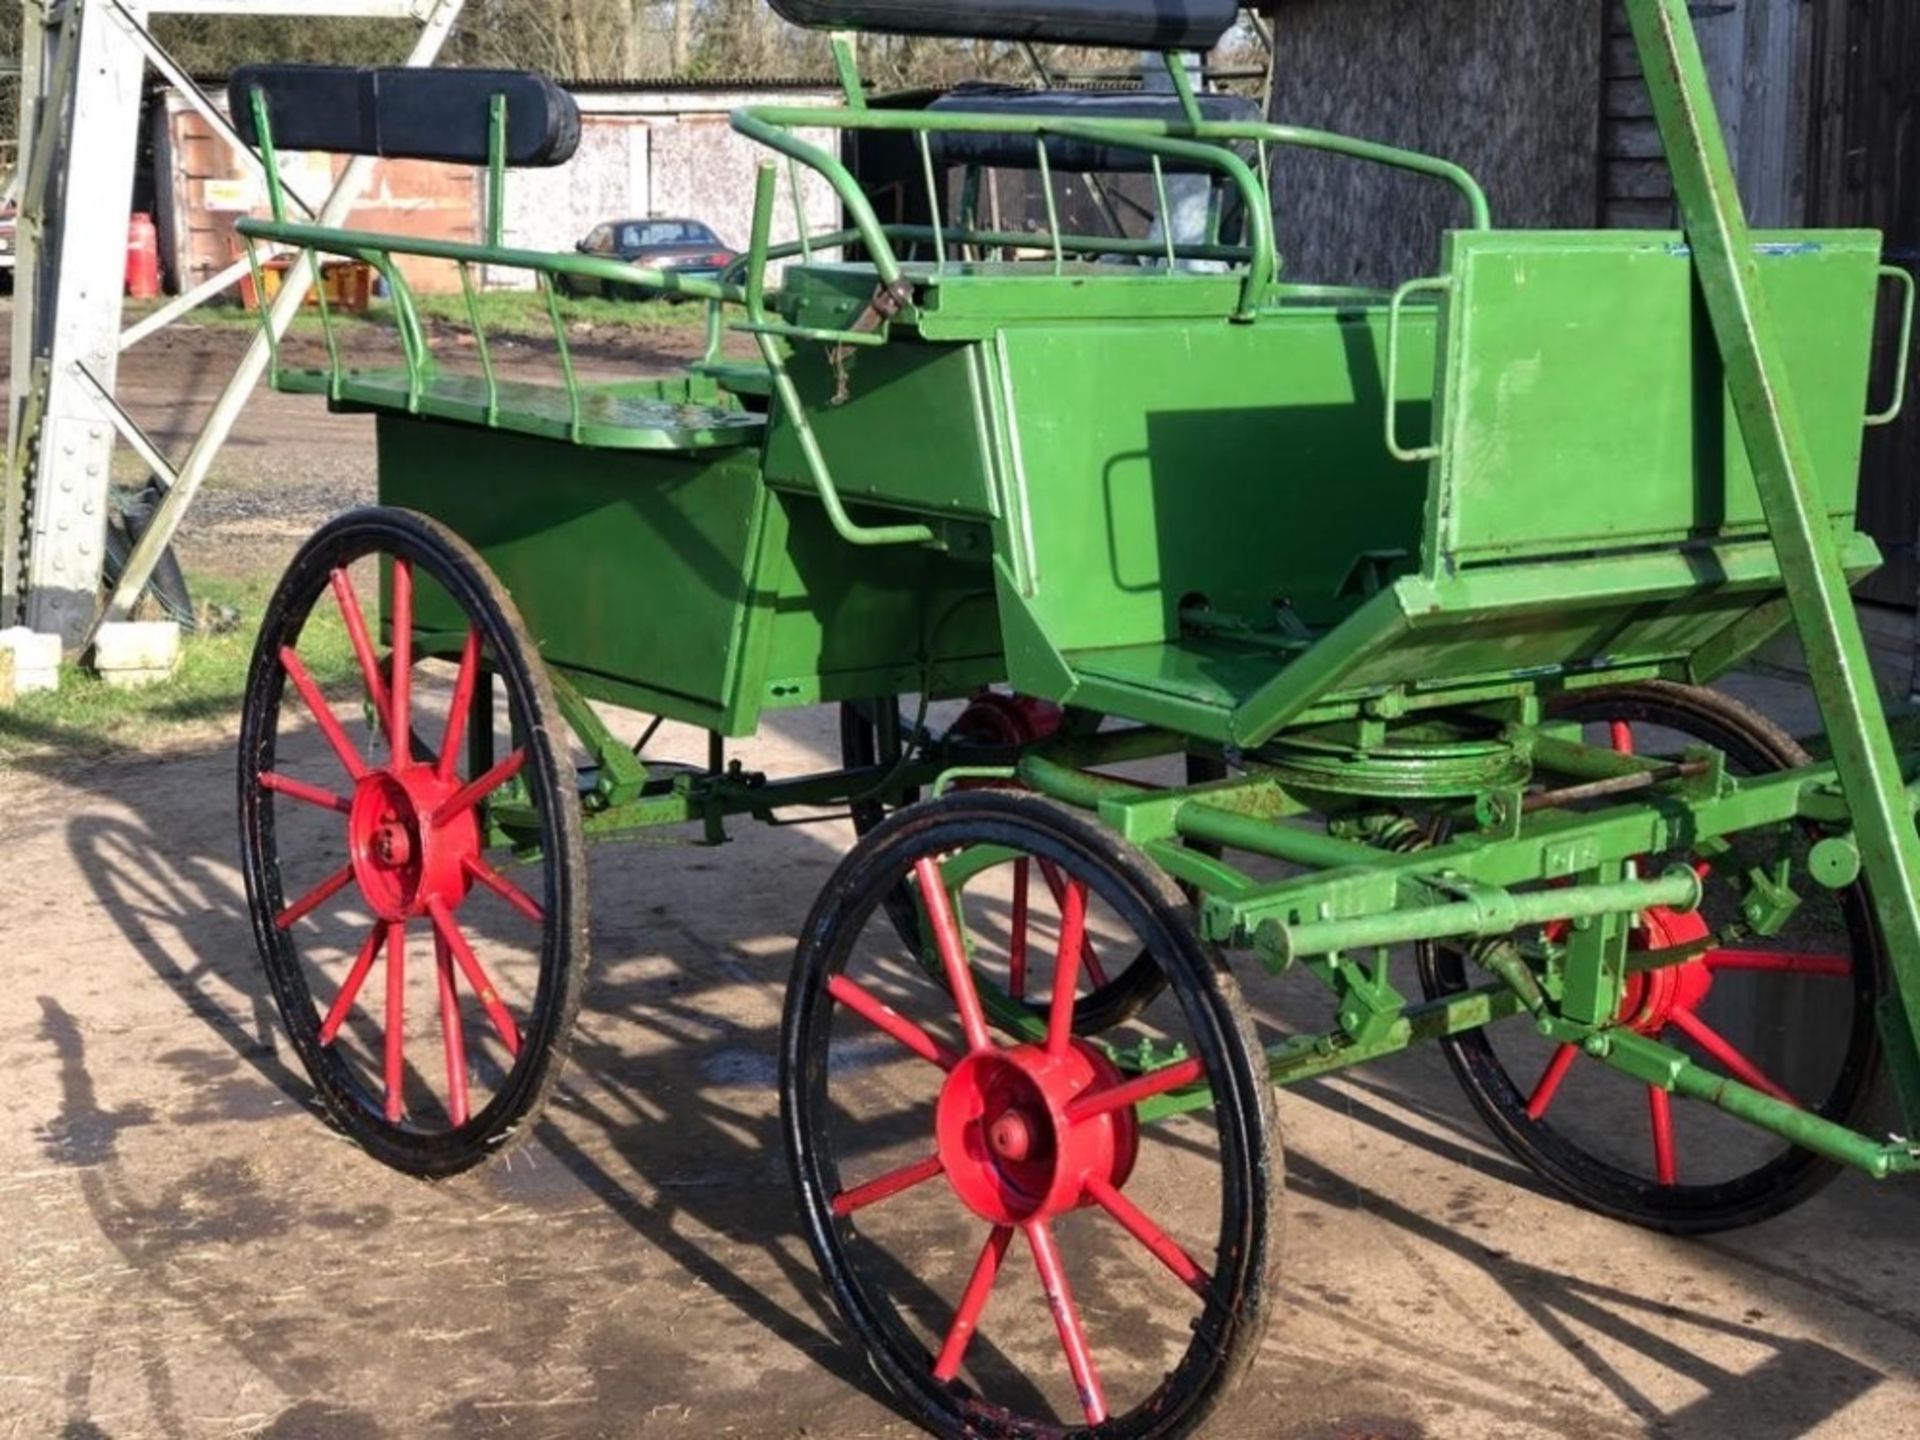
[{"x1": 1267, "y1": 0, "x2": 1604, "y2": 287}]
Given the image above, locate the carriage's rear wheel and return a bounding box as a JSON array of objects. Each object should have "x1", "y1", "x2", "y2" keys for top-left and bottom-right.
[
  {"x1": 1419, "y1": 681, "x2": 1882, "y2": 1234},
  {"x1": 239, "y1": 507, "x2": 588, "y2": 1177},
  {"x1": 783, "y1": 791, "x2": 1280, "y2": 1438}
]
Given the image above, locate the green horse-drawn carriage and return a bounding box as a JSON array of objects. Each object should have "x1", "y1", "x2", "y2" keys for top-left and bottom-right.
[{"x1": 234, "y1": 1, "x2": 1920, "y2": 1433}]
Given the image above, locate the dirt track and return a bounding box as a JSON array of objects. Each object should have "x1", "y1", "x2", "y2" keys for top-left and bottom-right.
[{"x1": 3, "y1": 321, "x2": 1920, "y2": 1439}]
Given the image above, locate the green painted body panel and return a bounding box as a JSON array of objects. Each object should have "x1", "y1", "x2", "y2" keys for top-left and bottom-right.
[
  {"x1": 991, "y1": 304, "x2": 1436, "y2": 649},
  {"x1": 761, "y1": 338, "x2": 997, "y2": 518},
  {"x1": 374, "y1": 416, "x2": 1001, "y2": 734},
  {"x1": 780, "y1": 261, "x2": 1252, "y2": 332},
  {"x1": 1426, "y1": 231, "x2": 1881, "y2": 571}
]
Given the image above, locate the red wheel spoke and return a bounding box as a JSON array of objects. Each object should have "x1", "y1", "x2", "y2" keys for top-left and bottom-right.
[
  {"x1": 275, "y1": 862, "x2": 354, "y2": 930},
  {"x1": 1009, "y1": 859, "x2": 1029, "y2": 1001},
  {"x1": 1525, "y1": 1043, "x2": 1579, "y2": 1121},
  {"x1": 1084, "y1": 1174, "x2": 1210, "y2": 1295},
  {"x1": 831, "y1": 1153, "x2": 944, "y2": 1217},
  {"x1": 1025, "y1": 1219, "x2": 1108, "y2": 1426},
  {"x1": 280, "y1": 646, "x2": 367, "y2": 780},
  {"x1": 1038, "y1": 859, "x2": 1108, "y2": 988},
  {"x1": 826, "y1": 973, "x2": 959, "y2": 1070},
  {"x1": 1610, "y1": 720, "x2": 1634, "y2": 755},
  {"x1": 383, "y1": 921, "x2": 407, "y2": 1123},
  {"x1": 389, "y1": 558, "x2": 413, "y2": 761},
  {"x1": 462, "y1": 854, "x2": 546, "y2": 925},
  {"x1": 258, "y1": 770, "x2": 351, "y2": 815},
  {"x1": 427, "y1": 897, "x2": 522, "y2": 1057},
  {"x1": 329, "y1": 566, "x2": 391, "y2": 734},
  {"x1": 932, "y1": 1226, "x2": 1013, "y2": 1382},
  {"x1": 1669, "y1": 1007, "x2": 1799, "y2": 1107},
  {"x1": 915, "y1": 857, "x2": 991, "y2": 1055},
  {"x1": 1079, "y1": 938, "x2": 1109, "y2": 989},
  {"x1": 319, "y1": 926, "x2": 383, "y2": 1045},
  {"x1": 1066, "y1": 1056, "x2": 1206, "y2": 1124},
  {"x1": 431, "y1": 748, "x2": 526, "y2": 826},
  {"x1": 1704, "y1": 948, "x2": 1851, "y2": 978},
  {"x1": 1648, "y1": 1084, "x2": 1677, "y2": 1186},
  {"x1": 437, "y1": 627, "x2": 482, "y2": 783},
  {"x1": 435, "y1": 929, "x2": 471, "y2": 1128},
  {"x1": 1046, "y1": 877, "x2": 1088, "y2": 1057}
]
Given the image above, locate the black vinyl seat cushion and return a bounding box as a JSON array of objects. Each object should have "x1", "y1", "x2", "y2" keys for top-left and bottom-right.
[
  {"x1": 229, "y1": 65, "x2": 580, "y2": 168},
  {"x1": 769, "y1": 0, "x2": 1236, "y2": 50}
]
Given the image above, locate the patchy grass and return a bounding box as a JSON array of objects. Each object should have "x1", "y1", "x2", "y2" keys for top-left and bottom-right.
[
  {"x1": 411, "y1": 287, "x2": 706, "y2": 335},
  {"x1": 0, "y1": 573, "x2": 354, "y2": 767}
]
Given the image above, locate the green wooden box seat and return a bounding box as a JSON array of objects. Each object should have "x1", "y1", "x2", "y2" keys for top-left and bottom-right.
[
  {"x1": 1046, "y1": 230, "x2": 1888, "y2": 745},
  {"x1": 330, "y1": 225, "x2": 1883, "y2": 750},
  {"x1": 762, "y1": 231, "x2": 1887, "y2": 747}
]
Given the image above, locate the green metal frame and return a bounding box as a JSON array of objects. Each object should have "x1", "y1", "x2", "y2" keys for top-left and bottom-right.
[{"x1": 236, "y1": 7, "x2": 1920, "y2": 1190}]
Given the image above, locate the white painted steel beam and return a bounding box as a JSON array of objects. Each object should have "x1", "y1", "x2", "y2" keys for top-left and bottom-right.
[
  {"x1": 94, "y1": 0, "x2": 469, "y2": 639},
  {"x1": 18, "y1": 0, "x2": 150, "y2": 643}
]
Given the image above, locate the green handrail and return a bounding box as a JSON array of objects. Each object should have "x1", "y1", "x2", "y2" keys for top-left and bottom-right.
[
  {"x1": 733, "y1": 103, "x2": 1493, "y2": 251},
  {"x1": 1867, "y1": 263, "x2": 1916, "y2": 429},
  {"x1": 1041, "y1": 119, "x2": 1277, "y2": 318},
  {"x1": 741, "y1": 163, "x2": 935, "y2": 549},
  {"x1": 234, "y1": 216, "x2": 749, "y2": 305}
]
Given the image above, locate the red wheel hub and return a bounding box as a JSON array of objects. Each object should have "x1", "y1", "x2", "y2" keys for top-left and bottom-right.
[
  {"x1": 347, "y1": 763, "x2": 480, "y2": 921},
  {"x1": 936, "y1": 1041, "x2": 1138, "y2": 1225},
  {"x1": 1618, "y1": 905, "x2": 1714, "y2": 1034},
  {"x1": 951, "y1": 691, "x2": 1063, "y2": 748}
]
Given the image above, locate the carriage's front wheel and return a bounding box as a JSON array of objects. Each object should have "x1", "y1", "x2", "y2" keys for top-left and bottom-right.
[
  {"x1": 783, "y1": 791, "x2": 1280, "y2": 1438},
  {"x1": 239, "y1": 507, "x2": 588, "y2": 1177}
]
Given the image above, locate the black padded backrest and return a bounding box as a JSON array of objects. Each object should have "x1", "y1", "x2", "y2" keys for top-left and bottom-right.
[
  {"x1": 926, "y1": 86, "x2": 1259, "y2": 172},
  {"x1": 769, "y1": 0, "x2": 1236, "y2": 50},
  {"x1": 229, "y1": 65, "x2": 580, "y2": 167}
]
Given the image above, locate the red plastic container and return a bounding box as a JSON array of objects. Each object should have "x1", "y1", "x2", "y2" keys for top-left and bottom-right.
[{"x1": 126, "y1": 212, "x2": 161, "y2": 299}]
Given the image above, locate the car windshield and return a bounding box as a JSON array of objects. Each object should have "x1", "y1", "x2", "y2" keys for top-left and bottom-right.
[{"x1": 618, "y1": 221, "x2": 717, "y2": 249}]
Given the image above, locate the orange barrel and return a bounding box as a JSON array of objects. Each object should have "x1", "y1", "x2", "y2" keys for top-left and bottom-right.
[{"x1": 126, "y1": 212, "x2": 161, "y2": 299}]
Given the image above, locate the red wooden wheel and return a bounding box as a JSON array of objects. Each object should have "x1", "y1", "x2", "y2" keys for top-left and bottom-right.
[
  {"x1": 783, "y1": 790, "x2": 1280, "y2": 1438},
  {"x1": 1421, "y1": 682, "x2": 1881, "y2": 1233},
  {"x1": 239, "y1": 508, "x2": 588, "y2": 1176}
]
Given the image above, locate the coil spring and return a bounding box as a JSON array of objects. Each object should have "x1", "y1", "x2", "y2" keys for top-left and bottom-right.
[{"x1": 1357, "y1": 812, "x2": 1428, "y2": 855}]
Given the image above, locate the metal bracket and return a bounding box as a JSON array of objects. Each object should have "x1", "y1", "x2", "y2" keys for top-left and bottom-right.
[
  {"x1": 1866, "y1": 263, "x2": 1915, "y2": 428},
  {"x1": 1385, "y1": 276, "x2": 1450, "y2": 463}
]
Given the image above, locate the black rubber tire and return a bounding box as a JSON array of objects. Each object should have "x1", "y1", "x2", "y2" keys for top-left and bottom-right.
[
  {"x1": 1418, "y1": 680, "x2": 1883, "y2": 1234},
  {"x1": 238, "y1": 506, "x2": 590, "y2": 1178},
  {"x1": 783, "y1": 789, "x2": 1282, "y2": 1440}
]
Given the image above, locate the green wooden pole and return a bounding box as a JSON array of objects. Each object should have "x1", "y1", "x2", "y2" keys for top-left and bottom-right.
[{"x1": 1624, "y1": 0, "x2": 1920, "y2": 1052}]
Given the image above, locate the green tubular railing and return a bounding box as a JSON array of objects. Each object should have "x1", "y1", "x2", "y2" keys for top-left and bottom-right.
[
  {"x1": 234, "y1": 218, "x2": 748, "y2": 306},
  {"x1": 731, "y1": 102, "x2": 1492, "y2": 301},
  {"x1": 741, "y1": 162, "x2": 935, "y2": 549},
  {"x1": 237, "y1": 79, "x2": 1488, "y2": 552}
]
